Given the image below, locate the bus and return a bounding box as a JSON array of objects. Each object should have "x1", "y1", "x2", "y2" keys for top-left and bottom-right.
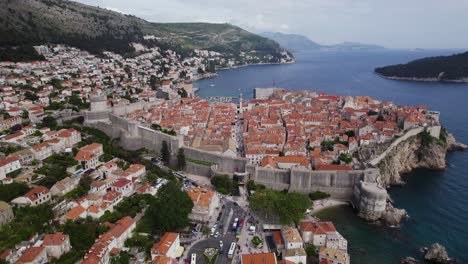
[
  {"x1": 228, "y1": 242, "x2": 236, "y2": 259},
  {"x1": 191, "y1": 253, "x2": 196, "y2": 264}
]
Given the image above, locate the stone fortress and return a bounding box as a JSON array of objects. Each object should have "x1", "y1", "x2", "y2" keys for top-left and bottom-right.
[{"x1": 84, "y1": 94, "x2": 441, "y2": 222}]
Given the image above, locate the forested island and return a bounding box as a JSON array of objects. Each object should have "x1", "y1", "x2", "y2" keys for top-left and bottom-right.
[{"x1": 375, "y1": 51, "x2": 468, "y2": 82}]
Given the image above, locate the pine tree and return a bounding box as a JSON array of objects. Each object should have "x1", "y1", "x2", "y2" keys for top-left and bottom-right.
[
  {"x1": 177, "y1": 148, "x2": 186, "y2": 170},
  {"x1": 161, "y1": 140, "x2": 170, "y2": 164}
]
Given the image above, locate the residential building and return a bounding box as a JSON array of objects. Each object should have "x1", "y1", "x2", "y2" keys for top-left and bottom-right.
[
  {"x1": 326, "y1": 231, "x2": 348, "y2": 251},
  {"x1": 241, "y1": 253, "x2": 277, "y2": 264},
  {"x1": 186, "y1": 187, "x2": 219, "y2": 222},
  {"x1": 42, "y1": 232, "x2": 71, "y2": 259},
  {"x1": 30, "y1": 142, "x2": 52, "y2": 161},
  {"x1": 281, "y1": 227, "x2": 303, "y2": 249},
  {"x1": 0, "y1": 156, "x2": 21, "y2": 180},
  {"x1": 50, "y1": 177, "x2": 79, "y2": 196},
  {"x1": 74, "y1": 144, "x2": 103, "y2": 170},
  {"x1": 284, "y1": 248, "x2": 307, "y2": 264},
  {"x1": 82, "y1": 216, "x2": 136, "y2": 264},
  {"x1": 318, "y1": 247, "x2": 350, "y2": 264},
  {"x1": 151, "y1": 232, "x2": 182, "y2": 260},
  {"x1": 110, "y1": 178, "x2": 133, "y2": 197},
  {"x1": 299, "y1": 221, "x2": 336, "y2": 246},
  {"x1": 16, "y1": 247, "x2": 47, "y2": 264},
  {"x1": 11, "y1": 186, "x2": 51, "y2": 207}
]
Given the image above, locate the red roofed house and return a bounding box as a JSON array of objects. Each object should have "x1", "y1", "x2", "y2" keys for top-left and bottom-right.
[
  {"x1": 82, "y1": 216, "x2": 136, "y2": 264},
  {"x1": 186, "y1": 187, "x2": 219, "y2": 222},
  {"x1": 75, "y1": 143, "x2": 104, "y2": 170},
  {"x1": 16, "y1": 246, "x2": 47, "y2": 264},
  {"x1": 11, "y1": 186, "x2": 51, "y2": 207},
  {"x1": 124, "y1": 164, "x2": 146, "y2": 180},
  {"x1": 57, "y1": 128, "x2": 81, "y2": 148},
  {"x1": 30, "y1": 142, "x2": 52, "y2": 161},
  {"x1": 42, "y1": 232, "x2": 71, "y2": 259},
  {"x1": 110, "y1": 178, "x2": 133, "y2": 197},
  {"x1": 0, "y1": 155, "x2": 21, "y2": 180},
  {"x1": 151, "y1": 232, "x2": 182, "y2": 260},
  {"x1": 63, "y1": 205, "x2": 87, "y2": 222},
  {"x1": 241, "y1": 252, "x2": 277, "y2": 264},
  {"x1": 299, "y1": 221, "x2": 336, "y2": 246}
]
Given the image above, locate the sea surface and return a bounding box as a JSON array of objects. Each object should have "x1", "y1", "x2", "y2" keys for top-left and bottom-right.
[{"x1": 194, "y1": 50, "x2": 468, "y2": 263}]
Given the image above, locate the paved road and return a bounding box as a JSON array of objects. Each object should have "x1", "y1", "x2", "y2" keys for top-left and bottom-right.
[{"x1": 186, "y1": 200, "x2": 247, "y2": 264}]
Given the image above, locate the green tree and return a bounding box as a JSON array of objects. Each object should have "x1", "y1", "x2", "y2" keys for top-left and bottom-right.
[
  {"x1": 160, "y1": 140, "x2": 170, "y2": 164},
  {"x1": 21, "y1": 110, "x2": 29, "y2": 119},
  {"x1": 250, "y1": 189, "x2": 311, "y2": 224},
  {"x1": 40, "y1": 115, "x2": 57, "y2": 129},
  {"x1": 309, "y1": 191, "x2": 331, "y2": 201},
  {"x1": 178, "y1": 88, "x2": 188, "y2": 98},
  {"x1": 211, "y1": 175, "x2": 235, "y2": 195},
  {"x1": 305, "y1": 244, "x2": 317, "y2": 257},
  {"x1": 24, "y1": 91, "x2": 39, "y2": 101},
  {"x1": 144, "y1": 181, "x2": 193, "y2": 233},
  {"x1": 0, "y1": 182, "x2": 30, "y2": 202},
  {"x1": 177, "y1": 148, "x2": 186, "y2": 170},
  {"x1": 202, "y1": 225, "x2": 210, "y2": 238}
]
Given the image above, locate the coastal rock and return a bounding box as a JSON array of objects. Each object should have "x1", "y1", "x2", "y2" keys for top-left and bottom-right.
[
  {"x1": 401, "y1": 257, "x2": 419, "y2": 264},
  {"x1": 446, "y1": 133, "x2": 468, "y2": 151},
  {"x1": 381, "y1": 204, "x2": 408, "y2": 227},
  {"x1": 423, "y1": 243, "x2": 456, "y2": 264},
  {"x1": 377, "y1": 135, "x2": 447, "y2": 186}
]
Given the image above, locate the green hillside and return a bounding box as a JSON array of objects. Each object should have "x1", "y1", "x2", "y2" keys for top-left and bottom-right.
[
  {"x1": 0, "y1": 0, "x2": 287, "y2": 60},
  {"x1": 375, "y1": 51, "x2": 468, "y2": 81}
]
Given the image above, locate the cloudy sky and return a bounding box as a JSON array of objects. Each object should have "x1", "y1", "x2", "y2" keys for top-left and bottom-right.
[{"x1": 75, "y1": 0, "x2": 468, "y2": 49}]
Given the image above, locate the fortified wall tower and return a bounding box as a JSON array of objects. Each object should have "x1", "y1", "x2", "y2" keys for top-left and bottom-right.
[{"x1": 85, "y1": 95, "x2": 110, "y2": 123}]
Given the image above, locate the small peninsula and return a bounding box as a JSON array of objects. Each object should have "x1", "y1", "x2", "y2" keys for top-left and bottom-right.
[{"x1": 375, "y1": 51, "x2": 468, "y2": 82}]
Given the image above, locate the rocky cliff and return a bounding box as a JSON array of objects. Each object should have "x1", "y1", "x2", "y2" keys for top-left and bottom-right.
[{"x1": 377, "y1": 133, "x2": 465, "y2": 186}]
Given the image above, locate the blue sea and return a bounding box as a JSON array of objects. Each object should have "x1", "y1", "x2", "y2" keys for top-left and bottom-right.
[{"x1": 194, "y1": 50, "x2": 468, "y2": 263}]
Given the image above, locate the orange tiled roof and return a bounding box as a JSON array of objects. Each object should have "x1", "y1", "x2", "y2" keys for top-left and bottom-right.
[
  {"x1": 43, "y1": 232, "x2": 68, "y2": 246},
  {"x1": 186, "y1": 187, "x2": 215, "y2": 207},
  {"x1": 65, "y1": 205, "x2": 86, "y2": 220},
  {"x1": 151, "y1": 232, "x2": 179, "y2": 256},
  {"x1": 300, "y1": 221, "x2": 336, "y2": 235},
  {"x1": 241, "y1": 253, "x2": 276, "y2": 264},
  {"x1": 16, "y1": 247, "x2": 45, "y2": 263}
]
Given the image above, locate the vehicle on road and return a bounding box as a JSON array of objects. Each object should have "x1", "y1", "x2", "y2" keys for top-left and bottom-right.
[
  {"x1": 228, "y1": 242, "x2": 236, "y2": 259},
  {"x1": 191, "y1": 253, "x2": 196, "y2": 264},
  {"x1": 232, "y1": 217, "x2": 239, "y2": 231},
  {"x1": 219, "y1": 240, "x2": 224, "y2": 251}
]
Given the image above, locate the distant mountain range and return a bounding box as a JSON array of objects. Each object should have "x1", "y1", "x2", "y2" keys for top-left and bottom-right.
[
  {"x1": 0, "y1": 0, "x2": 289, "y2": 60},
  {"x1": 375, "y1": 51, "x2": 468, "y2": 82},
  {"x1": 260, "y1": 32, "x2": 386, "y2": 52}
]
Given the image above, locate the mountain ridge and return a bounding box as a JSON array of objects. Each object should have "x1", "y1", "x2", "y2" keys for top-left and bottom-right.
[
  {"x1": 260, "y1": 31, "x2": 386, "y2": 52},
  {"x1": 0, "y1": 0, "x2": 290, "y2": 60}
]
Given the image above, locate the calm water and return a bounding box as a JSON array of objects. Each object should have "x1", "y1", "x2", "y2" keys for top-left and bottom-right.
[{"x1": 195, "y1": 50, "x2": 468, "y2": 263}]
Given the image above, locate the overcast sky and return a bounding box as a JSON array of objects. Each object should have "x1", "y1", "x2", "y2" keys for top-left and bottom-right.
[{"x1": 75, "y1": 0, "x2": 468, "y2": 49}]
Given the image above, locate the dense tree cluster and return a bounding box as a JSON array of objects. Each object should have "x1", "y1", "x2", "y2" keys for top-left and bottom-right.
[
  {"x1": 211, "y1": 175, "x2": 237, "y2": 195},
  {"x1": 139, "y1": 181, "x2": 193, "y2": 233},
  {"x1": 375, "y1": 51, "x2": 468, "y2": 81},
  {"x1": 250, "y1": 189, "x2": 311, "y2": 224}
]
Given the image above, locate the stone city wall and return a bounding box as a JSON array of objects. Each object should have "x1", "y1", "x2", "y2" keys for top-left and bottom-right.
[
  {"x1": 185, "y1": 161, "x2": 212, "y2": 177},
  {"x1": 182, "y1": 147, "x2": 247, "y2": 174}
]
